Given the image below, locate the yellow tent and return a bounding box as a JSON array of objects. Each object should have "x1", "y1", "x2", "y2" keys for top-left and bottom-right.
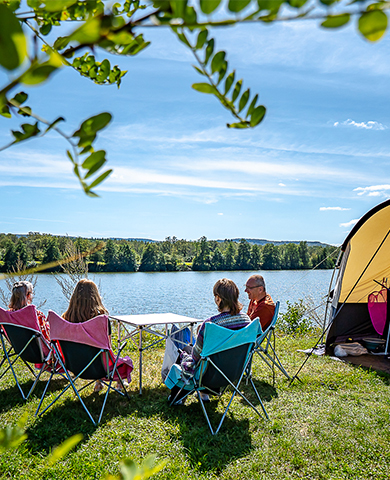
[{"x1": 326, "y1": 200, "x2": 390, "y2": 348}]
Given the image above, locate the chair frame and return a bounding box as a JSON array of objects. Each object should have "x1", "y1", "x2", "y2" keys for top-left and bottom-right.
[
  {"x1": 254, "y1": 302, "x2": 290, "y2": 380},
  {"x1": 0, "y1": 315, "x2": 55, "y2": 401},
  {"x1": 37, "y1": 329, "x2": 130, "y2": 426},
  {"x1": 169, "y1": 322, "x2": 269, "y2": 435}
]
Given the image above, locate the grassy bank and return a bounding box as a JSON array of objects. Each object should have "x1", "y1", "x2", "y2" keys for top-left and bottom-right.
[{"x1": 0, "y1": 333, "x2": 389, "y2": 479}]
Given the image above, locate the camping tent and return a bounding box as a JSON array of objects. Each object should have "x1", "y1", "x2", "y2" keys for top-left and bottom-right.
[{"x1": 326, "y1": 199, "x2": 390, "y2": 349}]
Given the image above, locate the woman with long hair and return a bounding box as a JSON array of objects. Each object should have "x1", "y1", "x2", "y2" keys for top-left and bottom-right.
[
  {"x1": 9, "y1": 280, "x2": 50, "y2": 343},
  {"x1": 63, "y1": 279, "x2": 132, "y2": 392},
  {"x1": 169, "y1": 278, "x2": 251, "y2": 403}
]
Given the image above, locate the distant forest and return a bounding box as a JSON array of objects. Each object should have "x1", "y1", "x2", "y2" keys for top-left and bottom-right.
[{"x1": 0, "y1": 233, "x2": 338, "y2": 273}]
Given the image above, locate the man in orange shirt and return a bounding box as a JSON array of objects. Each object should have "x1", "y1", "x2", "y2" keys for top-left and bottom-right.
[{"x1": 245, "y1": 274, "x2": 275, "y2": 331}]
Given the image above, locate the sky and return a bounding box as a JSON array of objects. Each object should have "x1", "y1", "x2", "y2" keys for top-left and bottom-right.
[{"x1": 1, "y1": 7, "x2": 390, "y2": 245}]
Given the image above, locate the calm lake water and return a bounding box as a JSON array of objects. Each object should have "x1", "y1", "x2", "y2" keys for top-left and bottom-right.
[{"x1": 0, "y1": 270, "x2": 333, "y2": 321}]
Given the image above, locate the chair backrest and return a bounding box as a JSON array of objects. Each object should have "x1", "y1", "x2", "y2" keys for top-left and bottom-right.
[
  {"x1": 199, "y1": 320, "x2": 259, "y2": 389},
  {"x1": 0, "y1": 305, "x2": 48, "y2": 363},
  {"x1": 47, "y1": 311, "x2": 111, "y2": 379},
  {"x1": 255, "y1": 301, "x2": 280, "y2": 347}
]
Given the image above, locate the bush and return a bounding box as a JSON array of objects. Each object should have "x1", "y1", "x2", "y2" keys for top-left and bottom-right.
[{"x1": 278, "y1": 299, "x2": 313, "y2": 335}]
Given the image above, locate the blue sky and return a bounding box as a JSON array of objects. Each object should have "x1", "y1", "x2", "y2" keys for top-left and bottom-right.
[{"x1": 0, "y1": 14, "x2": 389, "y2": 245}]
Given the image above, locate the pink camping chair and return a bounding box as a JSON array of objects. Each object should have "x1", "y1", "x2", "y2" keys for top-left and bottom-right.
[
  {"x1": 0, "y1": 305, "x2": 56, "y2": 401},
  {"x1": 368, "y1": 288, "x2": 387, "y2": 336},
  {"x1": 37, "y1": 311, "x2": 133, "y2": 426}
]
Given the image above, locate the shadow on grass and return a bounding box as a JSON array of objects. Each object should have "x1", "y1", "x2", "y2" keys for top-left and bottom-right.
[{"x1": 127, "y1": 380, "x2": 277, "y2": 473}]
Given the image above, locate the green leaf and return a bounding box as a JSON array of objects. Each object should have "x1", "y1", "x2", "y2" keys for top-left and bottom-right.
[
  {"x1": 217, "y1": 61, "x2": 228, "y2": 84},
  {"x1": 319, "y1": 0, "x2": 339, "y2": 5},
  {"x1": 232, "y1": 79, "x2": 242, "y2": 103},
  {"x1": 170, "y1": 0, "x2": 188, "y2": 18},
  {"x1": 228, "y1": 121, "x2": 250, "y2": 128},
  {"x1": 192, "y1": 83, "x2": 216, "y2": 94},
  {"x1": 47, "y1": 434, "x2": 82, "y2": 467},
  {"x1": 195, "y1": 29, "x2": 208, "y2": 49},
  {"x1": 18, "y1": 106, "x2": 32, "y2": 117},
  {"x1": 193, "y1": 65, "x2": 206, "y2": 75},
  {"x1": 246, "y1": 93, "x2": 258, "y2": 118},
  {"x1": 238, "y1": 88, "x2": 250, "y2": 113},
  {"x1": 68, "y1": 16, "x2": 103, "y2": 45},
  {"x1": 250, "y1": 105, "x2": 266, "y2": 126},
  {"x1": 11, "y1": 122, "x2": 40, "y2": 142},
  {"x1": 82, "y1": 150, "x2": 106, "y2": 169},
  {"x1": 0, "y1": 4, "x2": 27, "y2": 70},
  {"x1": 358, "y1": 10, "x2": 388, "y2": 42},
  {"x1": 0, "y1": 422, "x2": 27, "y2": 453},
  {"x1": 44, "y1": 116, "x2": 65, "y2": 133},
  {"x1": 0, "y1": 104, "x2": 11, "y2": 118},
  {"x1": 43, "y1": 0, "x2": 78, "y2": 12},
  {"x1": 228, "y1": 0, "x2": 251, "y2": 12},
  {"x1": 87, "y1": 169, "x2": 113, "y2": 190},
  {"x1": 211, "y1": 51, "x2": 226, "y2": 74},
  {"x1": 66, "y1": 150, "x2": 74, "y2": 163},
  {"x1": 257, "y1": 0, "x2": 283, "y2": 13},
  {"x1": 224, "y1": 71, "x2": 235, "y2": 95},
  {"x1": 204, "y1": 39, "x2": 214, "y2": 65},
  {"x1": 200, "y1": 0, "x2": 221, "y2": 14},
  {"x1": 288, "y1": 0, "x2": 308, "y2": 7},
  {"x1": 12, "y1": 92, "x2": 28, "y2": 106},
  {"x1": 321, "y1": 14, "x2": 350, "y2": 28},
  {"x1": 21, "y1": 53, "x2": 63, "y2": 85}
]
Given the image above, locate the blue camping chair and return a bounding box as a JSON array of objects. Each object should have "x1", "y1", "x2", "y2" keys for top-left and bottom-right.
[
  {"x1": 253, "y1": 302, "x2": 290, "y2": 380},
  {"x1": 165, "y1": 319, "x2": 268, "y2": 435}
]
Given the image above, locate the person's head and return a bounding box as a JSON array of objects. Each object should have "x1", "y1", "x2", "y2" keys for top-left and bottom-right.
[
  {"x1": 213, "y1": 278, "x2": 242, "y2": 315},
  {"x1": 63, "y1": 279, "x2": 107, "y2": 323},
  {"x1": 9, "y1": 281, "x2": 34, "y2": 311},
  {"x1": 245, "y1": 275, "x2": 266, "y2": 302}
]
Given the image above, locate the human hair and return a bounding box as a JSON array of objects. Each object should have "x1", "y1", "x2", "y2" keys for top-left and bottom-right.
[
  {"x1": 63, "y1": 279, "x2": 108, "y2": 324},
  {"x1": 9, "y1": 281, "x2": 33, "y2": 311},
  {"x1": 250, "y1": 274, "x2": 266, "y2": 290},
  {"x1": 213, "y1": 278, "x2": 242, "y2": 316}
]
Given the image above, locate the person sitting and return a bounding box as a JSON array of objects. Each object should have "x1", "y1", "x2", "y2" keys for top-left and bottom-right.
[
  {"x1": 245, "y1": 274, "x2": 275, "y2": 331},
  {"x1": 62, "y1": 279, "x2": 133, "y2": 392},
  {"x1": 9, "y1": 280, "x2": 50, "y2": 344},
  {"x1": 169, "y1": 278, "x2": 251, "y2": 403}
]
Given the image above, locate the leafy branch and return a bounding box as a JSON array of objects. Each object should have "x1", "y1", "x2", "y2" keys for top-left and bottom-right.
[{"x1": 175, "y1": 27, "x2": 265, "y2": 128}]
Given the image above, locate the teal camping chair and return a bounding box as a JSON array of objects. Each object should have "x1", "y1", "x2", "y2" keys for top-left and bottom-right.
[
  {"x1": 253, "y1": 302, "x2": 290, "y2": 380},
  {"x1": 165, "y1": 319, "x2": 268, "y2": 435}
]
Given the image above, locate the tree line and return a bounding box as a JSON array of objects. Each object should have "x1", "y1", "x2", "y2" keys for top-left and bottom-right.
[{"x1": 0, "y1": 233, "x2": 338, "y2": 274}]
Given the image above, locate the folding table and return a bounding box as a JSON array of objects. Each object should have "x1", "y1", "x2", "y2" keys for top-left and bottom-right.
[{"x1": 109, "y1": 313, "x2": 201, "y2": 394}]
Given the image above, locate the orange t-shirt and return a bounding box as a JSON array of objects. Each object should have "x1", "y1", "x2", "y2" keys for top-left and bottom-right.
[{"x1": 247, "y1": 294, "x2": 275, "y2": 331}]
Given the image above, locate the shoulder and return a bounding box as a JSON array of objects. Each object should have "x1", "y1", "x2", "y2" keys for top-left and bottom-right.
[{"x1": 264, "y1": 295, "x2": 275, "y2": 307}]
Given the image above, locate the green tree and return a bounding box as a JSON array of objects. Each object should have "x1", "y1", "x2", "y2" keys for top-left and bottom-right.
[
  {"x1": 298, "y1": 241, "x2": 310, "y2": 269},
  {"x1": 104, "y1": 239, "x2": 118, "y2": 269},
  {"x1": 261, "y1": 243, "x2": 280, "y2": 270},
  {"x1": 1, "y1": 1, "x2": 387, "y2": 195},
  {"x1": 210, "y1": 247, "x2": 225, "y2": 271},
  {"x1": 139, "y1": 243, "x2": 160, "y2": 272},
  {"x1": 224, "y1": 241, "x2": 237, "y2": 271},
  {"x1": 192, "y1": 236, "x2": 211, "y2": 271},
  {"x1": 282, "y1": 243, "x2": 301, "y2": 270},
  {"x1": 117, "y1": 242, "x2": 137, "y2": 272},
  {"x1": 3, "y1": 242, "x2": 18, "y2": 272},
  {"x1": 250, "y1": 244, "x2": 262, "y2": 270},
  {"x1": 236, "y1": 239, "x2": 252, "y2": 270},
  {"x1": 42, "y1": 238, "x2": 61, "y2": 265},
  {"x1": 15, "y1": 241, "x2": 29, "y2": 266}
]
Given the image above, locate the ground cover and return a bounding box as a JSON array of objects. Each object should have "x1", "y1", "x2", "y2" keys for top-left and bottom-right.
[{"x1": 0, "y1": 333, "x2": 389, "y2": 480}]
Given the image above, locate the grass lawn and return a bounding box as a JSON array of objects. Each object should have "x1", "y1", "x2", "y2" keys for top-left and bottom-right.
[{"x1": 0, "y1": 333, "x2": 389, "y2": 479}]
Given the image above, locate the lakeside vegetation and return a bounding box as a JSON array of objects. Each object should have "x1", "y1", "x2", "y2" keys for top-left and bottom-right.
[
  {"x1": 0, "y1": 233, "x2": 338, "y2": 273},
  {"x1": 1, "y1": 327, "x2": 389, "y2": 479}
]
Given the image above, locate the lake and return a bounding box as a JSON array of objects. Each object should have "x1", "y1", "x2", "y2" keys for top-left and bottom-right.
[{"x1": 0, "y1": 270, "x2": 333, "y2": 321}]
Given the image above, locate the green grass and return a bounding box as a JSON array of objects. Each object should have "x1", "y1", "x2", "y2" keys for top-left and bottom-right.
[{"x1": 0, "y1": 334, "x2": 389, "y2": 479}]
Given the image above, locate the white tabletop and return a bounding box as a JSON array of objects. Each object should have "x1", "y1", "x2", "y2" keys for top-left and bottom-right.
[{"x1": 109, "y1": 312, "x2": 201, "y2": 327}]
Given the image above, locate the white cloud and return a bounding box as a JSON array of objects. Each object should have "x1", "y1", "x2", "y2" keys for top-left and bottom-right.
[
  {"x1": 279, "y1": 183, "x2": 286, "y2": 187},
  {"x1": 320, "y1": 207, "x2": 350, "y2": 211},
  {"x1": 218, "y1": 213, "x2": 223, "y2": 216},
  {"x1": 354, "y1": 185, "x2": 390, "y2": 198},
  {"x1": 340, "y1": 219, "x2": 359, "y2": 228},
  {"x1": 334, "y1": 119, "x2": 387, "y2": 131}
]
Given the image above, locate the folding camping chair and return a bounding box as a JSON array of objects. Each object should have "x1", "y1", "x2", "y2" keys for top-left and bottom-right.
[
  {"x1": 253, "y1": 302, "x2": 290, "y2": 380},
  {"x1": 37, "y1": 311, "x2": 132, "y2": 426},
  {"x1": 0, "y1": 305, "x2": 54, "y2": 401},
  {"x1": 165, "y1": 319, "x2": 268, "y2": 435}
]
